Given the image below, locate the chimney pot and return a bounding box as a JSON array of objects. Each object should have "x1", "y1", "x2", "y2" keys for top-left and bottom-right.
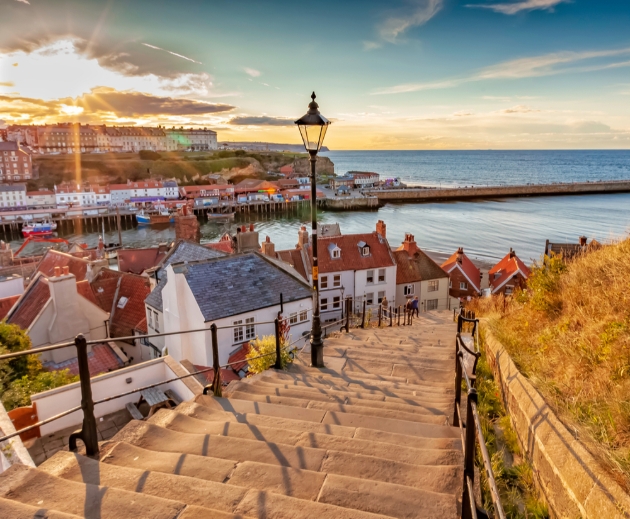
[
  {"x1": 62, "y1": 266, "x2": 70, "y2": 275},
  {"x1": 54, "y1": 266, "x2": 61, "y2": 277},
  {"x1": 376, "y1": 220, "x2": 386, "y2": 239},
  {"x1": 579, "y1": 236, "x2": 587, "y2": 246}
]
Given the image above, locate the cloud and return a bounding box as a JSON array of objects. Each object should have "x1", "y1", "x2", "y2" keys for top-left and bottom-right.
[
  {"x1": 228, "y1": 116, "x2": 294, "y2": 126},
  {"x1": 373, "y1": 47, "x2": 630, "y2": 94},
  {"x1": 14, "y1": 0, "x2": 30, "y2": 4},
  {"x1": 243, "y1": 67, "x2": 261, "y2": 77},
  {"x1": 0, "y1": 82, "x2": 14, "y2": 87},
  {"x1": 499, "y1": 105, "x2": 541, "y2": 113},
  {"x1": 366, "y1": 0, "x2": 443, "y2": 48},
  {"x1": 467, "y1": 0, "x2": 569, "y2": 15},
  {"x1": 141, "y1": 43, "x2": 202, "y2": 65}
]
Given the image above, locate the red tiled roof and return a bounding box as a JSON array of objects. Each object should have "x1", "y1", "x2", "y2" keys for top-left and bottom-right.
[
  {"x1": 90, "y1": 269, "x2": 151, "y2": 339},
  {"x1": 227, "y1": 343, "x2": 251, "y2": 372},
  {"x1": 279, "y1": 164, "x2": 294, "y2": 174},
  {"x1": 276, "y1": 249, "x2": 308, "y2": 281},
  {"x1": 205, "y1": 236, "x2": 234, "y2": 254},
  {"x1": 441, "y1": 249, "x2": 481, "y2": 292},
  {"x1": 27, "y1": 190, "x2": 54, "y2": 196},
  {"x1": 234, "y1": 179, "x2": 278, "y2": 193},
  {"x1": 43, "y1": 343, "x2": 123, "y2": 376},
  {"x1": 393, "y1": 248, "x2": 448, "y2": 285},
  {"x1": 135, "y1": 317, "x2": 148, "y2": 334},
  {"x1": 7, "y1": 277, "x2": 50, "y2": 330},
  {"x1": 306, "y1": 232, "x2": 395, "y2": 274},
  {"x1": 118, "y1": 247, "x2": 169, "y2": 274},
  {"x1": 36, "y1": 250, "x2": 91, "y2": 281},
  {"x1": 0, "y1": 295, "x2": 20, "y2": 321},
  {"x1": 192, "y1": 365, "x2": 241, "y2": 384},
  {"x1": 489, "y1": 252, "x2": 531, "y2": 292},
  {"x1": 76, "y1": 280, "x2": 99, "y2": 306},
  {"x1": 179, "y1": 185, "x2": 233, "y2": 198}
]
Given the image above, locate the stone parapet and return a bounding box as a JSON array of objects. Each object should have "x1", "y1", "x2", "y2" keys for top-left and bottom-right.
[{"x1": 483, "y1": 325, "x2": 630, "y2": 518}]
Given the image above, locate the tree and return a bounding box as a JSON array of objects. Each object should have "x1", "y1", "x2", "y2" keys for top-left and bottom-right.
[
  {"x1": 246, "y1": 334, "x2": 293, "y2": 374},
  {"x1": 0, "y1": 322, "x2": 40, "y2": 381},
  {"x1": 2, "y1": 370, "x2": 78, "y2": 410}
]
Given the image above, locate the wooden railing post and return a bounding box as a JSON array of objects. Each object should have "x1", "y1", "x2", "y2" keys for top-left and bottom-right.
[
  {"x1": 378, "y1": 305, "x2": 382, "y2": 327},
  {"x1": 274, "y1": 318, "x2": 282, "y2": 369},
  {"x1": 211, "y1": 323, "x2": 222, "y2": 397},
  {"x1": 68, "y1": 334, "x2": 99, "y2": 458},
  {"x1": 462, "y1": 388, "x2": 478, "y2": 519},
  {"x1": 345, "y1": 298, "x2": 350, "y2": 333},
  {"x1": 361, "y1": 300, "x2": 366, "y2": 329},
  {"x1": 453, "y1": 349, "x2": 463, "y2": 427}
]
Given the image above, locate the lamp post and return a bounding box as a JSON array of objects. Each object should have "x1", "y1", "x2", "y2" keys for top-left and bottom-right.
[{"x1": 295, "y1": 92, "x2": 330, "y2": 368}]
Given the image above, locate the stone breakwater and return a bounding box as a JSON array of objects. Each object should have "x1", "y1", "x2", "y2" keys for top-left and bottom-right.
[{"x1": 366, "y1": 180, "x2": 630, "y2": 203}]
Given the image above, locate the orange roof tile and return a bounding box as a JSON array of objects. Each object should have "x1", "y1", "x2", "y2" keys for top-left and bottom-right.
[
  {"x1": 7, "y1": 277, "x2": 50, "y2": 330},
  {"x1": 118, "y1": 247, "x2": 169, "y2": 274},
  {"x1": 441, "y1": 249, "x2": 481, "y2": 292},
  {"x1": 276, "y1": 249, "x2": 308, "y2": 281},
  {"x1": 489, "y1": 251, "x2": 531, "y2": 293},
  {"x1": 36, "y1": 250, "x2": 91, "y2": 281},
  {"x1": 0, "y1": 295, "x2": 20, "y2": 321},
  {"x1": 43, "y1": 343, "x2": 123, "y2": 376},
  {"x1": 76, "y1": 280, "x2": 99, "y2": 306}
]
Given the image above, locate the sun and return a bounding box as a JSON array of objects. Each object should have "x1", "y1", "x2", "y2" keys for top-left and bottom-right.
[{"x1": 60, "y1": 104, "x2": 84, "y2": 116}]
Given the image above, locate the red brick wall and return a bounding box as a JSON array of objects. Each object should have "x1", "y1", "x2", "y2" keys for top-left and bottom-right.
[{"x1": 447, "y1": 267, "x2": 479, "y2": 299}]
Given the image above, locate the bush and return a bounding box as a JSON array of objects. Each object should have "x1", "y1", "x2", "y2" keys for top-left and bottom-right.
[
  {"x1": 139, "y1": 150, "x2": 162, "y2": 160},
  {"x1": 246, "y1": 335, "x2": 293, "y2": 374},
  {"x1": 2, "y1": 370, "x2": 78, "y2": 410}
]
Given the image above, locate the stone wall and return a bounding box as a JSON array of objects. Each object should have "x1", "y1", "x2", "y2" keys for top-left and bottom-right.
[
  {"x1": 483, "y1": 326, "x2": 630, "y2": 518},
  {"x1": 322, "y1": 196, "x2": 379, "y2": 211},
  {"x1": 369, "y1": 180, "x2": 630, "y2": 202}
]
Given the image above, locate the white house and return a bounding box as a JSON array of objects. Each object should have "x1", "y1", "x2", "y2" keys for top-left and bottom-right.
[
  {"x1": 109, "y1": 180, "x2": 179, "y2": 206},
  {"x1": 0, "y1": 183, "x2": 27, "y2": 209},
  {"x1": 159, "y1": 252, "x2": 313, "y2": 368},
  {"x1": 26, "y1": 190, "x2": 56, "y2": 208}
]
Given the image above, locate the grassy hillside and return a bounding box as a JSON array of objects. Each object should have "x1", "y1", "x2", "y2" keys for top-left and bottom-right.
[
  {"x1": 32, "y1": 149, "x2": 313, "y2": 188},
  {"x1": 469, "y1": 239, "x2": 630, "y2": 489}
]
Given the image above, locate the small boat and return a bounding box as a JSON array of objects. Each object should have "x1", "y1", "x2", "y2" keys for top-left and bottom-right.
[
  {"x1": 136, "y1": 209, "x2": 175, "y2": 225},
  {"x1": 207, "y1": 211, "x2": 235, "y2": 220},
  {"x1": 22, "y1": 220, "x2": 57, "y2": 237}
]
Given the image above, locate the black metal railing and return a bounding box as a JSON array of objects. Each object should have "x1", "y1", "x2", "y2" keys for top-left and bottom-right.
[{"x1": 453, "y1": 314, "x2": 505, "y2": 519}]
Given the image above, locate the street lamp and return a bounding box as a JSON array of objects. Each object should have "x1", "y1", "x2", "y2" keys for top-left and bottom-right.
[{"x1": 295, "y1": 92, "x2": 330, "y2": 368}]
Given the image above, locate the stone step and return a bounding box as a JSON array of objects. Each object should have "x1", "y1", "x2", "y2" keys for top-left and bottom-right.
[
  {"x1": 0, "y1": 463, "x2": 188, "y2": 519},
  {"x1": 110, "y1": 420, "x2": 462, "y2": 494},
  {"x1": 149, "y1": 409, "x2": 463, "y2": 466},
  {"x1": 228, "y1": 381, "x2": 450, "y2": 416},
  {"x1": 343, "y1": 348, "x2": 454, "y2": 363},
  {"x1": 44, "y1": 450, "x2": 395, "y2": 519},
  {"x1": 287, "y1": 363, "x2": 410, "y2": 384},
  {"x1": 176, "y1": 401, "x2": 461, "y2": 450},
  {"x1": 226, "y1": 391, "x2": 450, "y2": 425},
  {"x1": 0, "y1": 497, "x2": 83, "y2": 519},
  {"x1": 195, "y1": 395, "x2": 459, "y2": 439},
  {"x1": 343, "y1": 359, "x2": 453, "y2": 385},
  {"x1": 251, "y1": 377, "x2": 455, "y2": 404}
]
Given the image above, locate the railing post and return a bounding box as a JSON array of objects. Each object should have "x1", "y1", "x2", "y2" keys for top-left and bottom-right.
[
  {"x1": 274, "y1": 318, "x2": 282, "y2": 369},
  {"x1": 68, "y1": 334, "x2": 99, "y2": 458},
  {"x1": 345, "y1": 298, "x2": 350, "y2": 333},
  {"x1": 462, "y1": 388, "x2": 478, "y2": 519},
  {"x1": 457, "y1": 313, "x2": 463, "y2": 333},
  {"x1": 361, "y1": 300, "x2": 366, "y2": 329},
  {"x1": 397, "y1": 306, "x2": 401, "y2": 326},
  {"x1": 453, "y1": 349, "x2": 462, "y2": 427},
  {"x1": 378, "y1": 305, "x2": 382, "y2": 327},
  {"x1": 211, "y1": 323, "x2": 222, "y2": 397}
]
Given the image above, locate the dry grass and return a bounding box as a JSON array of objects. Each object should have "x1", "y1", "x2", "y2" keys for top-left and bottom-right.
[{"x1": 468, "y1": 238, "x2": 630, "y2": 489}]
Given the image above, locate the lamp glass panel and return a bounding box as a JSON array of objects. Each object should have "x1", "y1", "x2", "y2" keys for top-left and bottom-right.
[{"x1": 317, "y1": 124, "x2": 329, "y2": 151}]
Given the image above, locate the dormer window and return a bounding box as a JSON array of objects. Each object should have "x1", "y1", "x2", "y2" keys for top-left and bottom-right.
[
  {"x1": 362, "y1": 247, "x2": 370, "y2": 256},
  {"x1": 328, "y1": 243, "x2": 341, "y2": 259}
]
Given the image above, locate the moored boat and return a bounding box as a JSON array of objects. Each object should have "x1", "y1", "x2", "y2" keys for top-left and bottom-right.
[
  {"x1": 22, "y1": 220, "x2": 57, "y2": 237},
  {"x1": 135, "y1": 209, "x2": 175, "y2": 225},
  {"x1": 207, "y1": 211, "x2": 235, "y2": 219}
]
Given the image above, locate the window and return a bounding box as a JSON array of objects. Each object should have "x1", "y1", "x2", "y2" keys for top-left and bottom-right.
[
  {"x1": 366, "y1": 293, "x2": 374, "y2": 305},
  {"x1": 460, "y1": 281, "x2": 468, "y2": 290},
  {"x1": 233, "y1": 320, "x2": 244, "y2": 343},
  {"x1": 331, "y1": 248, "x2": 340, "y2": 259},
  {"x1": 449, "y1": 280, "x2": 452, "y2": 288},
  {"x1": 320, "y1": 276, "x2": 328, "y2": 289},
  {"x1": 366, "y1": 270, "x2": 374, "y2": 284},
  {"x1": 321, "y1": 298, "x2": 328, "y2": 310},
  {"x1": 428, "y1": 280, "x2": 439, "y2": 292},
  {"x1": 299, "y1": 310, "x2": 308, "y2": 322},
  {"x1": 148, "y1": 310, "x2": 153, "y2": 329},
  {"x1": 333, "y1": 275, "x2": 341, "y2": 287},
  {"x1": 404, "y1": 284, "x2": 414, "y2": 296},
  {"x1": 377, "y1": 291, "x2": 385, "y2": 304},
  {"x1": 153, "y1": 311, "x2": 160, "y2": 332},
  {"x1": 378, "y1": 269, "x2": 385, "y2": 283},
  {"x1": 362, "y1": 246, "x2": 370, "y2": 256},
  {"x1": 333, "y1": 296, "x2": 341, "y2": 309},
  {"x1": 245, "y1": 317, "x2": 255, "y2": 340},
  {"x1": 290, "y1": 312, "x2": 298, "y2": 324},
  {"x1": 426, "y1": 299, "x2": 439, "y2": 311}
]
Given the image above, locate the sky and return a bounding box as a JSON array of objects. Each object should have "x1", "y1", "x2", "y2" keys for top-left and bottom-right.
[{"x1": 0, "y1": 0, "x2": 629, "y2": 150}]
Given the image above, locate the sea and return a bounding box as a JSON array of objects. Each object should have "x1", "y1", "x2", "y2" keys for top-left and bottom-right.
[{"x1": 8, "y1": 150, "x2": 630, "y2": 265}]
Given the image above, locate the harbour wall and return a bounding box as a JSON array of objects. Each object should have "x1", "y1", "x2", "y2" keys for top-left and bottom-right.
[
  {"x1": 366, "y1": 180, "x2": 630, "y2": 203},
  {"x1": 322, "y1": 196, "x2": 379, "y2": 211}
]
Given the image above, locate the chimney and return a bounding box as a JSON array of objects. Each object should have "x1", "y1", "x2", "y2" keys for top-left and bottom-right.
[
  {"x1": 249, "y1": 223, "x2": 255, "y2": 232},
  {"x1": 509, "y1": 248, "x2": 515, "y2": 258},
  {"x1": 456, "y1": 247, "x2": 464, "y2": 264},
  {"x1": 261, "y1": 236, "x2": 276, "y2": 257},
  {"x1": 376, "y1": 220, "x2": 386, "y2": 239},
  {"x1": 62, "y1": 266, "x2": 70, "y2": 275},
  {"x1": 235, "y1": 224, "x2": 260, "y2": 253},
  {"x1": 579, "y1": 236, "x2": 587, "y2": 246},
  {"x1": 54, "y1": 266, "x2": 61, "y2": 277},
  {"x1": 297, "y1": 226, "x2": 309, "y2": 249},
  {"x1": 401, "y1": 233, "x2": 419, "y2": 256}
]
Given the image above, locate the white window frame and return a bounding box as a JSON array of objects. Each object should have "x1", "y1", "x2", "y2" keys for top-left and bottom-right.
[
  {"x1": 320, "y1": 275, "x2": 328, "y2": 289},
  {"x1": 404, "y1": 284, "x2": 414, "y2": 296},
  {"x1": 378, "y1": 269, "x2": 385, "y2": 283},
  {"x1": 333, "y1": 296, "x2": 341, "y2": 309},
  {"x1": 426, "y1": 299, "x2": 439, "y2": 311},
  {"x1": 460, "y1": 281, "x2": 468, "y2": 290},
  {"x1": 333, "y1": 275, "x2": 341, "y2": 288},
  {"x1": 289, "y1": 312, "x2": 298, "y2": 325},
  {"x1": 428, "y1": 280, "x2": 439, "y2": 292},
  {"x1": 366, "y1": 293, "x2": 374, "y2": 305},
  {"x1": 377, "y1": 291, "x2": 385, "y2": 304},
  {"x1": 366, "y1": 270, "x2": 374, "y2": 284},
  {"x1": 245, "y1": 317, "x2": 255, "y2": 340},
  {"x1": 362, "y1": 246, "x2": 370, "y2": 256},
  {"x1": 299, "y1": 310, "x2": 308, "y2": 322},
  {"x1": 321, "y1": 298, "x2": 328, "y2": 310},
  {"x1": 233, "y1": 319, "x2": 244, "y2": 343},
  {"x1": 331, "y1": 248, "x2": 340, "y2": 259},
  {"x1": 153, "y1": 311, "x2": 160, "y2": 332},
  {"x1": 147, "y1": 310, "x2": 153, "y2": 329}
]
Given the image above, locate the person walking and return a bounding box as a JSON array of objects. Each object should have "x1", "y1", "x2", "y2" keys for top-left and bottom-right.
[{"x1": 412, "y1": 297, "x2": 419, "y2": 317}]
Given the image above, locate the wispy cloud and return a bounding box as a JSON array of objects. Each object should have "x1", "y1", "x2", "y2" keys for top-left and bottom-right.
[
  {"x1": 14, "y1": 0, "x2": 30, "y2": 4},
  {"x1": 365, "y1": 0, "x2": 444, "y2": 49},
  {"x1": 228, "y1": 115, "x2": 294, "y2": 126},
  {"x1": 373, "y1": 47, "x2": 630, "y2": 94},
  {"x1": 141, "y1": 43, "x2": 202, "y2": 65},
  {"x1": 466, "y1": 0, "x2": 569, "y2": 15},
  {"x1": 243, "y1": 67, "x2": 261, "y2": 77}
]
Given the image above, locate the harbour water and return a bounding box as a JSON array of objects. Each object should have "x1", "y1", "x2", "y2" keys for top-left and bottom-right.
[{"x1": 8, "y1": 151, "x2": 630, "y2": 265}]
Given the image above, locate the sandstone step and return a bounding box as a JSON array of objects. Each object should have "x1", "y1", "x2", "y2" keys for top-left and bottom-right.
[
  {"x1": 110, "y1": 420, "x2": 461, "y2": 494},
  {"x1": 149, "y1": 409, "x2": 463, "y2": 466},
  {"x1": 250, "y1": 377, "x2": 455, "y2": 404},
  {"x1": 45, "y1": 449, "x2": 394, "y2": 519},
  {"x1": 228, "y1": 381, "x2": 450, "y2": 416},
  {"x1": 287, "y1": 363, "x2": 410, "y2": 384},
  {"x1": 195, "y1": 395, "x2": 458, "y2": 438},
  {"x1": 177, "y1": 401, "x2": 461, "y2": 449},
  {"x1": 0, "y1": 463, "x2": 186, "y2": 519},
  {"x1": 226, "y1": 391, "x2": 449, "y2": 424},
  {"x1": 318, "y1": 474, "x2": 457, "y2": 519},
  {"x1": 0, "y1": 497, "x2": 82, "y2": 519},
  {"x1": 343, "y1": 359, "x2": 452, "y2": 385},
  {"x1": 343, "y1": 347, "x2": 454, "y2": 363}
]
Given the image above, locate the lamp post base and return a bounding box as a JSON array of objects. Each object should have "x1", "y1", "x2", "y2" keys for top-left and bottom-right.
[{"x1": 310, "y1": 314, "x2": 324, "y2": 368}]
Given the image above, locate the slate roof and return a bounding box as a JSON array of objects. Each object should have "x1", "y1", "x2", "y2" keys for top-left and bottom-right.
[
  {"x1": 305, "y1": 232, "x2": 395, "y2": 274},
  {"x1": 145, "y1": 241, "x2": 226, "y2": 311},
  {"x1": 393, "y1": 250, "x2": 449, "y2": 285},
  {"x1": 118, "y1": 247, "x2": 170, "y2": 275},
  {"x1": 489, "y1": 251, "x2": 531, "y2": 293},
  {"x1": 36, "y1": 250, "x2": 92, "y2": 281},
  {"x1": 441, "y1": 249, "x2": 482, "y2": 293},
  {"x1": 175, "y1": 253, "x2": 312, "y2": 322}
]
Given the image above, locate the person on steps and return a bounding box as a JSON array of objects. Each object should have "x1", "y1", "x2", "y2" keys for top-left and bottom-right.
[{"x1": 412, "y1": 297, "x2": 419, "y2": 317}]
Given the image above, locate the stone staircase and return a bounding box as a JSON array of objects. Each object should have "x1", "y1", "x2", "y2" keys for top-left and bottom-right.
[{"x1": 0, "y1": 311, "x2": 461, "y2": 519}]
